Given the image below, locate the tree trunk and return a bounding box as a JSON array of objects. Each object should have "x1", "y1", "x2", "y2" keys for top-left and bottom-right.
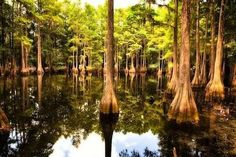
[
  {"x1": 37, "y1": 28, "x2": 44, "y2": 75},
  {"x1": 208, "y1": 0, "x2": 216, "y2": 83},
  {"x1": 20, "y1": 42, "x2": 28, "y2": 75},
  {"x1": 168, "y1": 0, "x2": 199, "y2": 123},
  {"x1": 192, "y1": 0, "x2": 201, "y2": 86},
  {"x1": 200, "y1": 13, "x2": 209, "y2": 85},
  {"x1": 0, "y1": 0, "x2": 6, "y2": 74},
  {"x1": 72, "y1": 51, "x2": 75, "y2": 69},
  {"x1": 129, "y1": 55, "x2": 136, "y2": 73},
  {"x1": 168, "y1": 0, "x2": 178, "y2": 93},
  {"x1": 0, "y1": 107, "x2": 10, "y2": 132},
  {"x1": 206, "y1": 0, "x2": 225, "y2": 99},
  {"x1": 76, "y1": 49, "x2": 78, "y2": 69},
  {"x1": 10, "y1": 0, "x2": 16, "y2": 76},
  {"x1": 232, "y1": 64, "x2": 236, "y2": 88},
  {"x1": 125, "y1": 46, "x2": 128, "y2": 73},
  {"x1": 100, "y1": 0, "x2": 118, "y2": 114}
]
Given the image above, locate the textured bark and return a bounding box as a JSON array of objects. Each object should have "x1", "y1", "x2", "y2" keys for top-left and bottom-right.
[
  {"x1": 168, "y1": 0, "x2": 199, "y2": 123},
  {"x1": 20, "y1": 43, "x2": 29, "y2": 75},
  {"x1": 200, "y1": 13, "x2": 209, "y2": 85},
  {"x1": 37, "y1": 28, "x2": 44, "y2": 75},
  {"x1": 168, "y1": 0, "x2": 178, "y2": 93},
  {"x1": 0, "y1": 0, "x2": 6, "y2": 74},
  {"x1": 206, "y1": 0, "x2": 225, "y2": 99},
  {"x1": 100, "y1": 0, "x2": 118, "y2": 114},
  {"x1": 0, "y1": 107, "x2": 10, "y2": 132},
  {"x1": 10, "y1": 0, "x2": 16, "y2": 76},
  {"x1": 208, "y1": 0, "x2": 216, "y2": 83},
  {"x1": 232, "y1": 64, "x2": 236, "y2": 87},
  {"x1": 191, "y1": 0, "x2": 201, "y2": 86}
]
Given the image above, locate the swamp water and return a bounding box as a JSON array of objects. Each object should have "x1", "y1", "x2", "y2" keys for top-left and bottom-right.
[{"x1": 0, "y1": 74, "x2": 235, "y2": 157}]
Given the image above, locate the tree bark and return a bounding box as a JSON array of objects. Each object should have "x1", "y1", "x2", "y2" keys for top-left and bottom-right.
[
  {"x1": 0, "y1": 0, "x2": 6, "y2": 74},
  {"x1": 0, "y1": 107, "x2": 10, "y2": 132},
  {"x1": 208, "y1": 0, "x2": 216, "y2": 83},
  {"x1": 168, "y1": 0, "x2": 199, "y2": 123},
  {"x1": 37, "y1": 27, "x2": 44, "y2": 75},
  {"x1": 200, "y1": 13, "x2": 209, "y2": 85},
  {"x1": 192, "y1": 0, "x2": 201, "y2": 86},
  {"x1": 129, "y1": 55, "x2": 136, "y2": 73},
  {"x1": 100, "y1": 0, "x2": 118, "y2": 114},
  {"x1": 206, "y1": 0, "x2": 225, "y2": 99},
  {"x1": 232, "y1": 64, "x2": 236, "y2": 88},
  {"x1": 168, "y1": 0, "x2": 178, "y2": 93}
]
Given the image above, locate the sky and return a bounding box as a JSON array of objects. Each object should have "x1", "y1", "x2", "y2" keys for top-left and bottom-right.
[
  {"x1": 50, "y1": 131, "x2": 159, "y2": 157},
  {"x1": 80, "y1": 0, "x2": 141, "y2": 8}
]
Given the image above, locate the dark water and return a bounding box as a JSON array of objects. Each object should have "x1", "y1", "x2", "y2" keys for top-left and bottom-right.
[{"x1": 0, "y1": 74, "x2": 236, "y2": 157}]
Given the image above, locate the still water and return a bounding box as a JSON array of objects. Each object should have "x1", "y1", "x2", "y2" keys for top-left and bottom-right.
[{"x1": 0, "y1": 74, "x2": 235, "y2": 157}]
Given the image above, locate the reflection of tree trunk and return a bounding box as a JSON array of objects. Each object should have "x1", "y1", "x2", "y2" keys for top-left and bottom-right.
[
  {"x1": 206, "y1": 0, "x2": 225, "y2": 99},
  {"x1": 125, "y1": 72, "x2": 128, "y2": 91},
  {"x1": 73, "y1": 74, "x2": 79, "y2": 95},
  {"x1": 141, "y1": 73, "x2": 146, "y2": 92},
  {"x1": 99, "y1": 113, "x2": 119, "y2": 157},
  {"x1": 168, "y1": 0, "x2": 178, "y2": 93},
  {"x1": 21, "y1": 77, "x2": 28, "y2": 111},
  {"x1": 129, "y1": 73, "x2": 135, "y2": 94},
  {"x1": 192, "y1": 0, "x2": 201, "y2": 86},
  {"x1": 168, "y1": 0, "x2": 199, "y2": 123},
  {"x1": 100, "y1": 0, "x2": 118, "y2": 114},
  {"x1": 37, "y1": 75, "x2": 43, "y2": 107}
]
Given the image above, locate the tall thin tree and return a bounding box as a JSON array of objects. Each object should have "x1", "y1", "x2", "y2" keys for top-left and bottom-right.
[
  {"x1": 206, "y1": 0, "x2": 225, "y2": 99},
  {"x1": 168, "y1": 0, "x2": 199, "y2": 123},
  {"x1": 100, "y1": 0, "x2": 119, "y2": 114}
]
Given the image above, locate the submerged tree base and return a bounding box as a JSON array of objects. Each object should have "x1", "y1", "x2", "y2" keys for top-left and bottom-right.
[
  {"x1": 20, "y1": 69, "x2": 29, "y2": 76},
  {"x1": 72, "y1": 68, "x2": 78, "y2": 74},
  {"x1": 37, "y1": 69, "x2": 44, "y2": 75},
  {"x1": 129, "y1": 67, "x2": 136, "y2": 74},
  {"x1": 100, "y1": 87, "x2": 119, "y2": 114},
  {"x1": 205, "y1": 81, "x2": 225, "y2": 100},
  {"x1": 139, "y1": 67, "x2": 147, "y2": 73},
  {"x1": 168, "y1": 85, "x2": 199, "y2": 124}
]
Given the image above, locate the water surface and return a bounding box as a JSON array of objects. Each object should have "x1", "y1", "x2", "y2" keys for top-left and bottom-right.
[{"x1": 0, "y1": 74, "x2": 235, "y2": 157}]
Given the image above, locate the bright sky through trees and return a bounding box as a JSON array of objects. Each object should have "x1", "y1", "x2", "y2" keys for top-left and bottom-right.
[
  {"x1": 81, "y1": 0, "x2": 140, "y2": 8},
  {"x1": 79, "y1": 0, "x2": 169, "y2": 8}
]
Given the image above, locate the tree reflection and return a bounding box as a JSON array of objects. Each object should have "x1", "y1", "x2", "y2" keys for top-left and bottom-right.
[
  {"x1": 100, "y1": 113, "x2": 119, "y2": 157},
  {"x1": 0, "y1": 75, "x2": 235, "y2": 156}
]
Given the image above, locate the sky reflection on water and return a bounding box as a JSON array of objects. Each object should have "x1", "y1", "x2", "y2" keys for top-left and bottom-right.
[{"x1": 50, "y1": 131, "x2": 159, "y2": 157}]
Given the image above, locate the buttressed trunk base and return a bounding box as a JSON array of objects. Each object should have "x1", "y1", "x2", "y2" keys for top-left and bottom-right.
[{"x1": 168, "y1": 0, "x2": 199, "y2": 123}]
